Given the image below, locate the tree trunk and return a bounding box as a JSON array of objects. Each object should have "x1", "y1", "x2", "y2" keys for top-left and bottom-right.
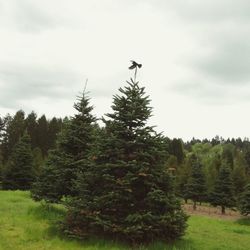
[
  {"x1": 185, "y1": 198, "x2": 187, "y2": 204},
  {"x1": 221, "y1": 206, "x2": 225, "y2": 214},
  {"x1": 193, "y1": 201, "x2": 197, "y2": 210}
]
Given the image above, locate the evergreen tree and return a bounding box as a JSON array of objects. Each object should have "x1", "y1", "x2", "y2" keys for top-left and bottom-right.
[
  {"x1": 8, "y1": 110, "x2": 26, "y2": 149},
  {"x1": 185, "y1": 154, "x2": 206, "y2": 210},
  {"x1": 231, "y1": 165, "x2": 247, "y2": 196},
  {"x1": 222, "y1": 144, "x2": 234, "y2": 169},
  {"x1": 32, "y1": 147, "x2": 44, "y2": 176},
  {"x1": 47, "y1": 117, "x2": 62, "y2": 149},
  {"x1": 2, "y1": 132, "x2": 35, "y2": 190},
  {"x1": 175, "y1": 157, "x2": 191, "y2": 203},
  {"x1": 1, "y1": 111, "x2": 25, "y2": 163},
  {"x1": 31, "y1": 91, "x2": 96, "y2": 202},
  {"x1": 37, "y1": 115, "x2": 49, "y2": 156},
  {"x1": 64, "y1": 75, "x2": 187, "y2": 244},
  {"x1": 244, "y1": 150, "x2": 250, "y2": 174},
  {"x1": 209, "y1": 165, "x2": 235, "y2": 214},
  {"x1": 0, "y1": 116, "x2": 4, "y2": 142},
  {"x1": 25, "y1": 111, "x2": 38, "y2": 148},
  {"x1": 170, "y1": 138, "x2": 185, "y2": 164},
  {"x1": 238, "y1": 183, "x2": 250, "y2": 216}
]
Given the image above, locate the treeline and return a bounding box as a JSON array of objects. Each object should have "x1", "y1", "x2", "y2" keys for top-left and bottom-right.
[
  {"x1": 166, "y1": 136, "x2": 250, "y2": 214},
  {"x1": 0, "y1": 111, "x2": 64, "y2": 188},
  {"x1": 1, "y1": 108, "x2": 250, "y2": 216}
]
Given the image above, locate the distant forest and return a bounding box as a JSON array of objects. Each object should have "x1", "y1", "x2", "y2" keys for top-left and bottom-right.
[
  {"x1": 1, "y1": 109, "x2": 250, "y2": 205},
  {"x1": 0, "y1": 111, "x2": 64, "y2": 183}
]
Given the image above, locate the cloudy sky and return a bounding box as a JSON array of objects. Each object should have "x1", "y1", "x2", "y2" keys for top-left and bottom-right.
[{"x1": 0, "y1": 0, "x2": 250, "y2": 141}]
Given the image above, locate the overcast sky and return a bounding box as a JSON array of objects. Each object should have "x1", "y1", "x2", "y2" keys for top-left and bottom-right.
[{"x1": 1, "y1": 0, "x2": 250, "y2": 141}]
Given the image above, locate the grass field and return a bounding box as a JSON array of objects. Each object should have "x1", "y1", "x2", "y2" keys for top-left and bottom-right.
[{"x1": 0, "y1": 191, "x2": 250, "y2": 250}]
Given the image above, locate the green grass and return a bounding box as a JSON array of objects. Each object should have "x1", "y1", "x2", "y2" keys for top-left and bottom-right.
[{"x1": 0, "y1": 191, "x2": 250, "y2": 250}]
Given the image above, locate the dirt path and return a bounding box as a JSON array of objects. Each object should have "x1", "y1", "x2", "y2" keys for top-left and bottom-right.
[{"x1": 183, "y1": 203, "x2": 242, "y2": 220}]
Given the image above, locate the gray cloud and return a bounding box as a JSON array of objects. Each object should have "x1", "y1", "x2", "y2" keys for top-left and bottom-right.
[
  {"x1": 0, "y1": 62, "x2": 128, "y2": 111},
  {"x1": 0, "y1": 63, "x2": 82, "y2": 109},
  {"x1": 170, "y1": 82, "x2": 227, "y2": 104},
  {"x1": 195, "y1": 38, "x2": 250, "y2": 84},
  {"x1": 0, "y1": 0, "x2": 66, "y2": 32},
  {"x1": 147, "y1": 0, "x2": 250, "y2": 23},
  {"x1": 170, "y1": 78, "x2": 250, "y2": 106},
  {"x1": 155, "y1": 0, "x2": 250, "y2": 102}
]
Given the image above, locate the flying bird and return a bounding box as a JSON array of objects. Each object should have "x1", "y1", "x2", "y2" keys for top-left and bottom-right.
[{"x1": 129, "y1": 61, "x2": 142, "y2": 70}]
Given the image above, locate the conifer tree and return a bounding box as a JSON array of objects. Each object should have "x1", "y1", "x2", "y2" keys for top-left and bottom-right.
[
  {"x1": 25, "y1": 111, "x2": 38, "y2": 148},
  {"x1": 1, "y1": 111, "x2": 25, "y2": 163},
  {"x1": 238, "y1": 183, "x2": 250, "y2": 216},
  {"x1": 2, "y1": 131, "x2": 35, "y2": 190},
  {"x1": 31, "y1": 91, "x2": 96, "y2": 202},
  {"x1": 37, "y1": 115, "x2": 49, "y2": 156},
  {"x1": 64, "y1": 69, "x2": 187, "y2": 244},
  {"x1": 47, "y1": 117, "x2": 62, "y2": 149},
  {"x1": 170, "y1": 138, "x2": 185, "y2": 164},
  {"x1": 209, "y1": 165, "x2": 235, "y2": 214},
  {"x1": 185, "y1": 154, "x2": 206, "y2": 210},
  {"x1": 231, "y1": 165, "x2": 247, "y2": 196},
  {"x1": 175, "y1": 159, "x2": 190, "y2": 203}
]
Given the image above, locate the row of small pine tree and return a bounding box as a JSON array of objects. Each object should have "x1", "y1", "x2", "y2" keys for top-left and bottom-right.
[{"x1": 176, "y1": 153, "x2": 250, "y2": 215}]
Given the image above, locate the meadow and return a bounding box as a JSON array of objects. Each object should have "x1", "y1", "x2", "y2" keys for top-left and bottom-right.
[{"x1": 0, "y1": 190, "x2": 250, "y2": 250}]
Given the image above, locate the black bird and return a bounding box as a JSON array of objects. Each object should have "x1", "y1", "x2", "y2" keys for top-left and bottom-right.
[{"x1": 129, "y1": 60, "x2": 142, "y2": 70}]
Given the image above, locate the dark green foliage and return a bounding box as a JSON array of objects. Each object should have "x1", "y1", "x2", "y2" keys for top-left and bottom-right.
[
  {"x1": 31, "y1": 150, "x2": 66, "y2": 203},
  {"x1": 37, "y1": 115, "x2": 49, "y2": 157},
  {"x1": 31, "y1": 91, "x2": 96, "y2": 202},
  {"x1": 185, "y1": 155, "x2": 206, "y2": 209},
  {"x1": 25, "y1": 111, "x2": 38, "y2": 148},
  {"x1": 169, "y1": 138, "x2": 185, "y2": 164},
  {"x1": 1, "y1": 111, "x2": 25, "y2": 163},
  {"x1": 211, "y1": 136, "x2": 220, "y2": 146},
  {"x1": 8, "y1": 110, "x2": 26, "y2": 151},
  {"x1": 0, "y1": 117, "x2": 5, "y2": 142},
  {"x1": 47, "y1": 117, "x2": 63, "y2": 149},
  {"x1": 244, "y1": 150, "x2": 250, "y2": 174},
  {"x1": 238, "y1": 183, "x2": 250, "y2": 216},
  {"x1": 222, "y1": 144, "x2": 234, "y2": 169},
  {"x1": 210, "y1": 165, "x2": 235, "y2": 214},
  {"x1": 32, "y1": 147, "x2": 44, "y2": 176},
  {"x1": 175, "y1": 161, "x2": 191, "y2": 203},
  {"x1": 2, "y1": 132, "x2": 35, "y2": 190},
  {"x1": 231, "y1": 165, "x2": 247, "y2": 196},
  {"x1": 65, "y1": 79, "x2": 188, "y2": 244}
]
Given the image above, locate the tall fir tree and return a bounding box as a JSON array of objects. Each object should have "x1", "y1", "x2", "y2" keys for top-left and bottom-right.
[
  {"x1": 209, "y1": 164, "x2": 235, "y2": 214},
  {"x1": 47, "y1": 117, "x2": 63, "y2": 149},
  {"x1": 231, "y1": 165, "x2": 247, "y2": 196},
  {"x1": 1, "y1": 111, "x2": 25, "y2": 163},
  {"x1": 37, "y1": 115, "x2": 49, "y2": 157},
  {"x1": 2, "y1": 131, "x2": 35, "y2": 190},
  {"x1": 64, "y1": 73, "x2": 187, "y2": 244},
  {"x1": 238, "y1": 183, "x2": 250, "y2": 216},
  {"x1": 170, "y1": 138, "x2": 185, "y2": 164},
  {"x1": 8, "y1": 110, "x2": 26, "y2": 150},
  {"x1": 185, "y1": 154, "x2": 206, "y2": 210},
  {"x1": 25, "y1": 111, "x2": 38, "y2": 148},
  {"x1": 31, "y1": 91, "x2": 96, "y2": 202}
]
